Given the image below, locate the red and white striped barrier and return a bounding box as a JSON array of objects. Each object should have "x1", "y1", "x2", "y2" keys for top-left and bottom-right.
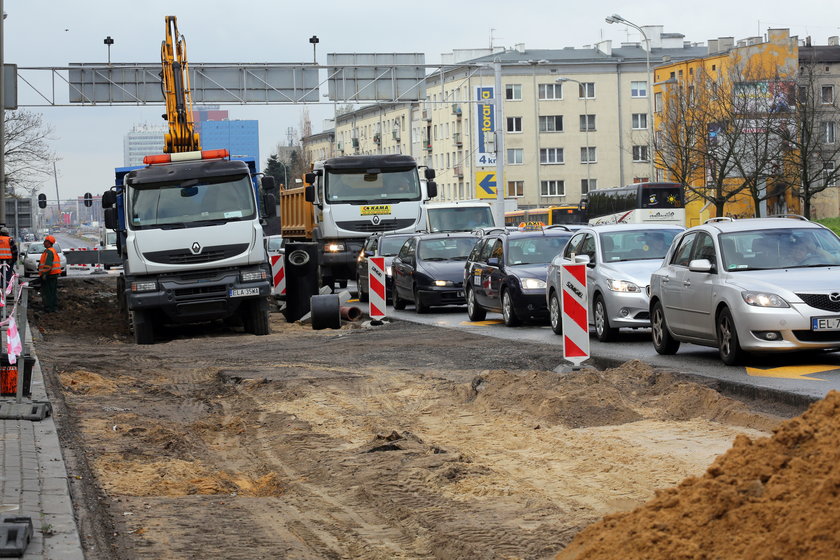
[
  {"x1": 561, "y1": 263, "x2": 590, "y2": 367},
  {"x1": 64, "y1": 247, "x2": 102, "y2": 251},
  {"x1": 368, "y1": 256, "x2": 386, "y2": 321},
  {"x1": 270, "y1": 254, "x2": 286, "y2": 296}
]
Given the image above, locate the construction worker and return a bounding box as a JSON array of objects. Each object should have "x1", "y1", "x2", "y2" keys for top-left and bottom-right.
[
  {"x1": 38, "y1": 235, "x2": 61, "y2": 313},
  {"x1": 0, "y1": 226, "x2": 18, "y2": 284}
]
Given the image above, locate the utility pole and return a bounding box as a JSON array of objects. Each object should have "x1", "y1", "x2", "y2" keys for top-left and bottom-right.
[
  {"x1": 493, "y1": 59, "x2": 505, "y2": 228},
  {"x1": 1, "y1": 0, "x2": 6, "y2": 226}
]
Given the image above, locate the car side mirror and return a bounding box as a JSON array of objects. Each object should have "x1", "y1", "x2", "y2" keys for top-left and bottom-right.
[
  {"x1": 688, "y1": 258, "x2": 713, "y2": 273},
  {"x1": 573, "y1": 254, "x2": 591, "y2": 265}
]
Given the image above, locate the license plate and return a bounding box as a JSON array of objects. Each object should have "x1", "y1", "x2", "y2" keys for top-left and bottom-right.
[
  {"x1": 812, "y1": 316, "x2": 840, "y2": 331},
  {"x1": 230, "y1": 287, "x2": 260, "y2": 298},
  {"x1": 456, "y1": 291, "x2": 464, "y2": 298}
]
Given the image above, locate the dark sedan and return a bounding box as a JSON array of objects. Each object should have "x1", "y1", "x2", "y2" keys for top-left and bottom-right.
[
  {"x1": 356, "y1": 232, "x2": 412, "y2": 302},
  {"x1": 465, "y1": 227, "x2": 573, "y2": 326},
  {"x1": 391, "y1": 232, "x2": 479, "y2": 313}
]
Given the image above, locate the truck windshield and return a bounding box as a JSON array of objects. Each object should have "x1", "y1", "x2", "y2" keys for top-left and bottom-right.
[
  {"x1": 128, "y1": 175, "x2": 255, "y2": 229},
  {"x1": 325, "y1": 169, "x2": 420, "y2": 204},
  {"x1": 428, "y1": 207, "x2": 495, "y2": 232}
]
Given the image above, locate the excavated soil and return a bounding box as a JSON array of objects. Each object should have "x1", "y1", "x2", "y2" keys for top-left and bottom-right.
[{"x1": 31, "y1": 277, "x2": 802, "y2": 559}]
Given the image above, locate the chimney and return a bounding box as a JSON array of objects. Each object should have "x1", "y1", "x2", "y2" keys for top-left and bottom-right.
[
  {"x1": 718, "y1": 37, "x2": 735, "y2": 51},
  {"x1": 514, "y1": 43, "x2": 525, "y2": 53},
  {"x1": 708, "y1": 39, "x2": 719, "y2": 53},
  {"x1": 595, "y1": 39, "x2": 612, "y2": 56},
  {"x1": 829, "y1": 36, "x2": 839, "y2": 46}
]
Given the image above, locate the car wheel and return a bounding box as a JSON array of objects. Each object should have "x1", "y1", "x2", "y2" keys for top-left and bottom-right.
[
  {"x1": 414, "y1": 286, "x2": 429, "y2": 314},
  {"x1": 717, "y1": 307, "x2": 744, "y2": 366},
  {"x1": 549, "y1": 291, "x2": 563, "y2": 335},
  {"x1": 466, "y1": 287, "x2": 486, "y2": 321},
  {"x1": 356, "y1": 274, "x2": 368, "y2": 302},
  {"x1": 391, "y1": 284, "x2": 406, "y2": 310},
  {"x1": 651, "y1": 300, "x2": 680, "y2": 355},
  {"x1": 502, "y1": 290, "x2": 520, "y2": 327},
  {"x1": 594, "y1": 295, "x2": 618, "y2": 342}
]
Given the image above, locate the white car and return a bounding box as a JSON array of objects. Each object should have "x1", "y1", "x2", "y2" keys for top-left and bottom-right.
[{"x1": 22, "y1": 241, "x2": 67, "y2": 277}]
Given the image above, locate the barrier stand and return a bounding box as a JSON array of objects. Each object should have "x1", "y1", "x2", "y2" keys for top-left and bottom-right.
[
  {"x1": 560, "y1": 260, "x2": 591, "y2": 370},
  {"x1": 0, "y1": 282, "x2": 51, "y2": 421},
  {"x1": 368, "y1": 257, "x2": 386, "y2": 325}
]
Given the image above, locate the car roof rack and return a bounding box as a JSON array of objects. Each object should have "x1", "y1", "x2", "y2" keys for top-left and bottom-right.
[
  {"x1": 472, "y1": 226, "x2": 508, "y2": 236},
  {"x1": 544, "y1": 225, "x2": 571, "y2": 231},
  {"x1": 704, "y1": 217, "x2": 734, "y2": 224},
  {"x1": 768, "y1": 213, "x2": 809, "y2": 221}
]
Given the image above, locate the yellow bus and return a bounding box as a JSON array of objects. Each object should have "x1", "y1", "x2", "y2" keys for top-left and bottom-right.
[{"x1": 504, "y1": 205, "x2": 584, "y2": 227}]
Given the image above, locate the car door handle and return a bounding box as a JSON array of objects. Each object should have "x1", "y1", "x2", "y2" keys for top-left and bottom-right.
[
  {"x1": 661, "y1": 277, "x2": 670, "y2": 284},
  {"x1": 683, "y1": 280, "x2": 691, "y2": 287}
]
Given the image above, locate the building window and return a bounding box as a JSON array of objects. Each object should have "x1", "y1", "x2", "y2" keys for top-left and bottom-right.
[
  {"x1": 825, "y1": 121, "x2": 837, "y2": 144},
  {"x1": 507, "y1": 180, "x2": 524, "y2": 197},
  {"x1": 581, "y1": 178, "x2": 596, "y2": 194},
  {"x1": 507, "y1": 117, "x2": 523, "y2": 133},
  {"x1": 632, "y1": 113, "x2": 648, "y2": 130},
  {"x1": 580, "y1": 147, "x2": 596, "y2": 163},
  {"x1": 579, "y1": 82, "x2": 595, "y2": 99},
  {"x1": 505, "y1": 84, "x2": 522, "y2": 101},
  {"x1": 631, "y1": 80, "x2": 647, "y2": 98},
  {"x1": 540, "y1": 180, "x2": 565, "y2": 196},
  {"x1": 539, "y1": 115, "x2": 563, "y2": 132},
  {"x1": 632, "y1": 145, "x2": 649, "y2": 162},
  {"x1": 507, "y1": 148, "x2": 524, "y2": 164},
  {"x1": 538, "y1": 83, "x2": 563, "y2": 100},
  {"x1": 822, "y1": 85, "x2": 834, "y2": 104},
  {"x1": 825, "y1": 162, "x2": 836, "y2": 187},
  {"x1": 654, "y1": 92, "x2": 663, "y2": 112},
  {"x1": 580, "y1": 114, "x2": 596, "y2": 132},
  {"x1": 633, "y1": 176, "x2": 650, "y2": 183},
  {"x1": 540, "y1": 148, "x2": 564, "y2": 164}
]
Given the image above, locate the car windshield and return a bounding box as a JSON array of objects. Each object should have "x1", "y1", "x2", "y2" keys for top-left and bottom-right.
[
  {"x1": 28, "y1": 242, "x2": 62, "y2": 253},
  {"x1": 418, "y1": 237, "x2": 478, "y2": 261},
  {"x1": 600, "y1": 229, "x2": 681, "y2": 262},
  {"x1": 507, "y1": 235, "x2": 571, "y2": 265},
  {"x1": 380, "y1": 236, "x2": 411, "y2": 256},
  {"x1": 720, "y1": 228, "x2": 840, "y2": 270},
  {"x1": 128, "y1": 175, "x2": 256, "y2": 229}
]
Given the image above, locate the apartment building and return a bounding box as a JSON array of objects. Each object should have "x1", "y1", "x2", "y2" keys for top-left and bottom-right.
[{"x1": 303, "y1": 27, "x2": 706, "y2": 210}]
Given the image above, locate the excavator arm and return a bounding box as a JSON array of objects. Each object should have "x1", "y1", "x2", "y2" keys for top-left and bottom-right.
[{"x1": 160, "y1": 15, "x2": 201, "y2": 153}]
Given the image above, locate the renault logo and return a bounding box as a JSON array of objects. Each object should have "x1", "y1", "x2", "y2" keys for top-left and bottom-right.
[
  {"x1": 371, "y1": 215, "x2": 381, "y2": 225},
  {"x1": 190, "y1": 242, "x2": 202, "y2": 255},
  {"x1": 830, "y1": 292, "x2": 840, "y2": 302}
]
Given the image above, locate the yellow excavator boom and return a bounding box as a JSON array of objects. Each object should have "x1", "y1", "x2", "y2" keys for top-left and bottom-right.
[{"x1": 160, "y1": 15, "x2": 200, "y2": 153}]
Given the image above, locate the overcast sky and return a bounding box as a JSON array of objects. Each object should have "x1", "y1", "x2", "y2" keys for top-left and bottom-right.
[{"x1": 3, "y1": 0, "x2": 838, "y2": 199}]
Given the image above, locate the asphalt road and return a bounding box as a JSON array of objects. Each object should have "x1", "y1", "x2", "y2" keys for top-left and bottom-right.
[{"x1": 347, "y1": 288, "x2": 840, "y2": 404}]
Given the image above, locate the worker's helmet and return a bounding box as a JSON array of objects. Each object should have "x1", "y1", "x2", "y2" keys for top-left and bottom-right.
[
  {"x1": 0, "y1": 227, "x2": 8, "y2": 235},
  {"x1": 44, "y1": 235, "x2": 56, "y2": 244}
]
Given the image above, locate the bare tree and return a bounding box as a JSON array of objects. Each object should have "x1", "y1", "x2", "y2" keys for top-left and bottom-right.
[{"x1": 4, "y1": 109, "x2": 56, "y2": 197}]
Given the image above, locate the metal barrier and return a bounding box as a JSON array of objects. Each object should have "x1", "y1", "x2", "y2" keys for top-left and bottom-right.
[{"x1": 64, "y1": 248, "x2": 121, "y2": 269}]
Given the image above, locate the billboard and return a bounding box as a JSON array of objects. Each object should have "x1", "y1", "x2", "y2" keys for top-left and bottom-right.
[
  {"x1": 733, "y1": 80, "x2": 796, "y2": 114},
  {"x1": 475, "y1": 86, "x2": 496, "y2": 168}
]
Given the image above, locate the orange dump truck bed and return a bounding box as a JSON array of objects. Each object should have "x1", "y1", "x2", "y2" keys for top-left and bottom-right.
[{"x1": 280, "y1": 186, "x2": 314, "y2": 239}]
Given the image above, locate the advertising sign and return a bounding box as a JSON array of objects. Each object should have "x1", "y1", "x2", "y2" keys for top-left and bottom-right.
[{"x1": 475, "y1": 86, "x2": 496, "y2": 168}]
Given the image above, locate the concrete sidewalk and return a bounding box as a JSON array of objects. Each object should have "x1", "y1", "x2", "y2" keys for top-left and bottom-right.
[{"x1": 0, "y1": 319, "x2": 84, "y2": 559}]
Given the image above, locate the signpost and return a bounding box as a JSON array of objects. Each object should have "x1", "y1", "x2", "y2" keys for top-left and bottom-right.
[{"x1": 561, "y1": 263, "x2": 590, "y2": 368}]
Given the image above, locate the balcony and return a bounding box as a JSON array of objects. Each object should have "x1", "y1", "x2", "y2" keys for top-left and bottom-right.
[
  {"x1": 453, "y1": 132, "x2": 463, "y2": 146},
  {"x1": 452, "y1": 104, "x2": 462, "y2": 117},
  {"x1": 373, "y1": 133, "x2": 381, "y2": 145},
  {"x1": 424, "y1": 142, "x2": 433, "y2": 152},
  {"x1": 454, "y1": 165, "x2": 463, "y2": 178}
]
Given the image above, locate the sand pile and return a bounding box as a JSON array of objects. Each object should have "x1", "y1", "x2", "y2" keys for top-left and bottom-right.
[{"x1": 557, "y1": 390, "x2": 840, "y2": 560}]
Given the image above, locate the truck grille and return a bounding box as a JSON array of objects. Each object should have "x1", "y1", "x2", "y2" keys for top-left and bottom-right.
[
  {"x1": 336, "y1": 219, "x2": 416, "y2": 233},
  {"x1": 143, "y1": 243, "x2": 249, "y2": 265},
  {"x1": 796, "y1": 293, "x2": 840, "y2": 313}
]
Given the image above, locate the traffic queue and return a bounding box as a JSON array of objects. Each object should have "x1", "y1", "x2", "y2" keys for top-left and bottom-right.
[{"x1": 353, "y1": 215, "x2": 840, "y2": 367}]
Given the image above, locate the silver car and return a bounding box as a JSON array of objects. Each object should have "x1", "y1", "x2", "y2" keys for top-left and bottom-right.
[
  {"x1": 23, "y1": 241, "x2": 67, "y2": 277},
  {"x1": 546, "y1": 224, "x2": 683, "y2": 340},
  {"x1": 649, "y1": 216, "x2": 840, "y2": 365}
]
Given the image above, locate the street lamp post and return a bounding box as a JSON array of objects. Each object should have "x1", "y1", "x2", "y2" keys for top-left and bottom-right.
[
  {"x1": 606, "y1": 14, "x2": 655, "y2": 181},
  {"x1": 556, "y1": 77, "x2": 591, "y2": 194}
]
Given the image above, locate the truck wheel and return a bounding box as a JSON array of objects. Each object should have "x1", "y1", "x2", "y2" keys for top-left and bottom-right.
[
  {"x1": 132, "y1": 309, "x2": 155, "y2": 345},
  {"x1": 243, "y1": 298, "x2": 271, "y2": 335},
  {"x1": 356, "y1": 274, "x2": 369, "y2": 302}
]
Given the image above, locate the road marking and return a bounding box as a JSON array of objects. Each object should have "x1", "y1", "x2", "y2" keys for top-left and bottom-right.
[
  {"x1": 745, "y1": 364, "x2": 838, "y2": 381},
  {"x1": 461, "y1": 320, "x2": 504, "y2": 326}
]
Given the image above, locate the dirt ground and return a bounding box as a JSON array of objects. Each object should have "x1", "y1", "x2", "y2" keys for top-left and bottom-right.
[{"x1": 30, "y1": 277, "x2": 803, "y2": 559}]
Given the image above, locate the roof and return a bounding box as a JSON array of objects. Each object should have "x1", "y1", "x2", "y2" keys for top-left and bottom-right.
[{"x1": 463, "y1": 45, "x2": 708, "y2": 67}]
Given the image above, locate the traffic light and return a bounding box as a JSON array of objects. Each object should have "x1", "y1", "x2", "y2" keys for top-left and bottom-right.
[
  {"x1": 83, "y1": 192, "x2": 93, "y2": 207},
  {"x1": 37, "y1": 193, "x2": 46, "y2": 209}
]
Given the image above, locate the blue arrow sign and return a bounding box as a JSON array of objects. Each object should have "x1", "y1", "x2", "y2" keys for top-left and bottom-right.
[{"x1": 478, "y1": 172, "x2": 496, "y2": 197}]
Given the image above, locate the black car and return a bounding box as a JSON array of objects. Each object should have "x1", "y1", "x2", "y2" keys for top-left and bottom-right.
[
  {"x1": 464, "y1": 226, "x2": 573, "y2": 326},
  {"x1": 355, "y1": 232, "x2": 413, "y2": 302},
  {"x1": 391, "y1": 232, "x2": 480, "y2": 313}
]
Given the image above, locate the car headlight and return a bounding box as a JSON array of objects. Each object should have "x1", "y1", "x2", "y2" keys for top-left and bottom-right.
[
  {"x1": 607, "y1": 279, "x2": 641, "y2": 292},
  {"x1": 325, "y1": 242, "x2": 345, "y2": 253},
  {"x1": 241, "y1": 268, "x2": 267, "y2": 282},
  {"x1": 130, "y1": 280, "x2": 158, "y2": 293},
  {"x1": 434, "y1": 280, "x2": 455, "y2": 287},
  {"x1": 520, "y1": 278, "x2": 546, "y2": 290},
  {"x1": 741, "y1": 291, "x2": 790, "y2": 308}
]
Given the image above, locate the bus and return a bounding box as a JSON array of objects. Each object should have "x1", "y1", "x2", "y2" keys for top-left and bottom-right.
[
  {"x1": 504, "y1": 205, "x2": 585, "y2": 228},
  {"x1": 580, "y1": 182, "x2": 685, "y2": 226}
]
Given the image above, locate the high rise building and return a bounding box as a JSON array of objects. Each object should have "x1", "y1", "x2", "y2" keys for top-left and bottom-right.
[{"x1": 123, "y1": 124, "x2": 167, "y2": 166}]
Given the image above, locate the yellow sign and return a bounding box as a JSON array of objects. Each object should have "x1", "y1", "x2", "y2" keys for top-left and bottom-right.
[
  {"x1": 360, "y1": 205, "x2": 392, "y2": 216},
  {"x1": 476, "y1": 171, "x2": 497, "y2": 199}
]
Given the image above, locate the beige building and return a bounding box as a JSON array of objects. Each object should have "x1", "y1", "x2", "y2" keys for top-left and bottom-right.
[{"x1": 304, "y1": 28, "x2": 707, "y2": 210}]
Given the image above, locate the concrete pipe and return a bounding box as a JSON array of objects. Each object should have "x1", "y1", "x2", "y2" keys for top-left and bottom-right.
[{"x1": 340, "y1": 306, "x2": 362, "y2": 322}]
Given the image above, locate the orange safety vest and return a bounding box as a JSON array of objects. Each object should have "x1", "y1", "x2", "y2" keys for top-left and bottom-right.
[
  {"x1": 38, "y1": 247, "x2": 62, "y2": 276},
  {"x1": 0, "y1": 236, "x2": 12, "y2": 260}
]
